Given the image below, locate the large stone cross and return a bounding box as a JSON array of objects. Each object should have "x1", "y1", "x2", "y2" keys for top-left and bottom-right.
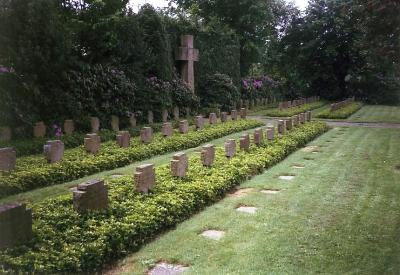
[{"x1": 176, "y1": 35, "x2": 199, "y2": 93}]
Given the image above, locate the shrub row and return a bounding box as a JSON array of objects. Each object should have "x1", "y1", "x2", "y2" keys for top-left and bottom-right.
[
  {"x1": 0, "y1": 121, "x2": 329, "y2": 273},
  {"x1": 0, "y1": 120, "x2": 262, "y2": 198},
  {"x1": 315, "y1": 102, "x2": 363, "y2": 119},
  {"x1": 262, "y1": 101, "x2": 326, "y2": 117}
]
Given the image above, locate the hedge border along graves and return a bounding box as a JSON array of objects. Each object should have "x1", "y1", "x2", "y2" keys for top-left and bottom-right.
[
  {"x1": 263, "y1": 101, "x2": 326, "y2": 117},
  {"x1": 315, "y1": 102, "x2": 363, "y2": 119},
  {"x1": 0, "y1": 119, "x2": 262, "y2": 198},
  {"x1": 0, "y1": 121, "x2": 329, "y2": 273}
]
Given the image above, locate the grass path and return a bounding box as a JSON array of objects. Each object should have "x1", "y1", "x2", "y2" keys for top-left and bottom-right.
[
  {"x1": 108, "y1": 126, "x2": 400, "y2": 274},
  {"x1": 0, "y1": 126, "x2": 262, "y2": 206},
  {"x1": 346, "y1": 105, "x2": 400, "y2": 123}
]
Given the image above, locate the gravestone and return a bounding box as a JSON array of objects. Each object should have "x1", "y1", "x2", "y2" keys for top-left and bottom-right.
[
  {"x1": 286, "y1": 118, "x2": 293, "y2": 131},
  {"x1": 63, "y1": 119, "x2": 74, "y2": 135},
  {"x1": 240, "y1": 108, "x2": 247, "y2": 119},
  {"x1": 224, "y1": 139, "x2": 236, "y2": 158},
  {"x1": 220, "y1": 112, "x2": 228, "y2": 122},
  {"x1": 91, "y1": 117, "x2": 100, "y2": 133},
  {"x1": 116, "y1": 131, "x2": 130, "y2": 148},
  {"x1": 129, "y1": 114, "x2": 137, "y2": 127},
  {"x1": 277, "y1": 120, "x2": 286, "y2": 134},
  {"x1": 254, "y1": 128, "x2": 263, "y2": 146},
  {"x1": 0, "y1": 203, "x2": 32, "y2": 250},
  {"x1": 162, "y1": 110, "x2": 168, "y2": 122},
  {"x1": 43, "y1": 140, "x2": 64, "y2": 163},
  {"x1": 266, "y1": 127, "x2": 275, "y2": 140},
  {"x1": 84, "y1": 133, "x2": 101, "y2": 154},
  {"x1": 162, "y1": 122, "x2": 173, "y2": 137},
  {"x1": 134, "y1": 164, "x2": 155, "y2": 193},
  {"x1": 72, "y1": 179, "x2": 108, "y2": 213},
  {"x1": 147, "y1": 111, "x2": 154, "y2": 124},
  {"x1": 209, "y1": 113, "x2": 217, "y2": 124},
  {"x1": 33, "y1": 121, "x2": 46, "y2": 138},
  {"x1": 185, "y1": 107, "x2": 191, "y2": 118},
  {"x1": 195, "y1": 116, "x2": 204, "y2": 130},
  {"x1": 175, "y1": 35, "x2": 199, "y2": 92},
  {"x1": 173, "y1": 107, "x2": 180, "y2": 120},
  {"x1": 240, "y1": 133, "x2": 250, "y2": 151},
  {"x1": 0, "y1": 127, "x2": 12, "y2": 142},
  {"x1": 231, "y1": 110, "x2": 238, "y2": 120},
  {"x1": 171, "y1": 152, "x2": 188, "y2": 178},
  {"x1": 140, "y1": 127, "x2": 153, "y2": 143},
  {"x1": 201, "y1": 144, "x2": 215, "y2": 167},
  {"x1": 292, "y1": 115, "x2": 299, "y2": 127},
  {"x1": 111, "y1": 115, "x2": 119, "y2": 131},
  {"x1": 179, "y1": 120, "x2": 189, "y2": 134},
  {"x1": 299, "y1": 113, "x2": 305, "y2": 124},
  {"x1": 306, "y1": 111, "x2": 312, "y2": 122},
  {"x1": 0, "y1": 147, "x2": 16, "y2": 172}
]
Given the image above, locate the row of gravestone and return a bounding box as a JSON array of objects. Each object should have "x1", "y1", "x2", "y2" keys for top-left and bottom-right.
[
  {"x1": 0, "y1": 109, "x2": 247, "y2": 173},
  {"x1": 278, "y1": 96, "x2": 320, "y2": 110},
  {"x1": 239, "y1": 97, "x2": 274, "y2": 110},
  {"x1": 0, "y1": 110, "x2": 312, "y2": 251},
  {"x1": 0, "y1": 107, "x2": 250, "y2": 142},
  {"x1": 330, "y1": 97, "x2": 355, "y2": 112}
]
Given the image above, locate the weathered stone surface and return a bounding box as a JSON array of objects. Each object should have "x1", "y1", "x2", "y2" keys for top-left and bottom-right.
[
  {"x1": 209, "y1": 113, "x2": 217, "y2": 124},
  {"x1": 171, "y1": 152, "x2": 188, "y2": 178},
  {"x1": 149, "y1": 262, "x2": 188, "y2": 275},
  {"x1": 72, "y1": 179, "x2": 108, "y2": 213},
  {"x1": 175, "y1": 35, "x2": 199, "y2": 92},
  {"x1": 299, "y1": 113, "x2": 305, "y2": 124},
  {"x1": 286, "y1": 118, "x2": 293, "y2": 131},
  {"x1": 277, "y1": 120, "x2": 286, "y2": 134},
  {"x1": 0, "y1": 147, "x2": 16, "y2": 172},
  {"x1": 195, "y1": 116, "x2": 204, "y2": 130},
  {"x1": 84, "y1": 133, "x2": 101, "y2": 154},
  {"x1": 200, "y1": 230, "x2": 225, "y2": 240},
  {"x1": 173, "y1": 107, "x2": 180, "y2": 120},
  {"x1": 179, "y1": 120, "x2": 189, "y2": 134},
  {"x1": 140, "y1": 127, "x2": 153, "y2": 143},
  {"x1": 201, "y1": 144, "x2": 215, "y2": 167},
  {"x1": 147, "y1": 111, "x2": 154, "y2": 124},
  {"x1": 266, "y1": 127, "x2": 275, "y2": 140},
  {"x1": 0, "y1": 203, "x2": 32, "y2": 250},
  {"x1": 292, "y1": 115, "x2": 299, "y2": 127},
  {"x1": 220, "y1": 112, "x2": 228, "y2": 122},
  {"x1": 162, "y1": 109, "x2": 168, "y2": 122},
  {"x1": 0, "y1": 127, "x2": 12, "y2": 142},
  {"x1": 111, "y1": 115, "x2": 119, "y2": 131},
  {"x1": 306, "y1": 111, "x2": 312, "y2": 122},
  {"x1": 224, "y1": 139, "x2": 236, "y2": 158},
  {"x1": 63, "y1": 119, "x2": 74, "y2": 134},
  {"x1": 91, "y1": 117, "x2": 100, "y2": 133},
  {"x1": 33, "y1": 121, "x2": 46, "y2": 138},
  {"x1": 129, "y1": 114, "x2": 137, "y2": 127},
  {"x1": 162, "y1": 122, "x2": 173, "y2": 137},
  {"x1": 236, "y1": 206, "x2": 257, "y2": 214},
  {"x1": 231, "y1": 110, "x2": 238, "y2": 120},
  {"x1": 134, "y1": 164, "x2": 155, "y2": 193},
  {"x1": 116, "y1": 131, "x2": 131, "y2": 148},
  {"x1": 240, "y1": 133, "x2": 250, "y2": 151},
  {"x1": 43, "y1": 140, "x2": 64, "y2": 163},
  {"x1": 240, "y1": 108, "x2": 247, "y2": 119},
  {"x1": 330, "y1": 97, "x2": 355, "y2": 111},
  {"x1": 253, "y1": 128, "x2": 263, "y2": 146}
]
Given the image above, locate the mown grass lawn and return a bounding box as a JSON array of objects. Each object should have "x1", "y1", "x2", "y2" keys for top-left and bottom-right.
[
  {"x1": 108, "y1": 126, "x2": 400, "y2": 274},
  {"x1": 347, "y1": 105, "x2": 400, "y2": 123}
]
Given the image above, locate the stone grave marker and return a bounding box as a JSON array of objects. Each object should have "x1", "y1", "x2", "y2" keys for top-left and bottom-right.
[
  {"x1": 63, "y1": 119, "x2": 74, "y2": 134},
  {"x1": 162, "y1": 109, "x2": 168, "y2": 122},
  {"x1": 171, "y1": 152, "x2": 188, "y2": 178},
  {"x1": 175, "y1": 35, "x2": 199, "y2": 92},
  {"x1": 292, "y1": 115, "x2": 299, "y2": 127},
  {"x1": 147, "y1": 111, "x2": 154, "y2": 124},
  {"x1": 220, "y1": 112, "x2": 228, "y2": 122},
  {"x1": 286, "y1": 118, "x2": 293, "y2": 131},
  {"x1": 0, "y1": 127, "x2": 12, "y2": 142},
  {"x1": 129, "y1": 114, "x2": 137, "y2": 127},
  {"x1": 91, "y1": 117, "x2": 100, "y2": 133},
  {"x1": 224, "y1": 139, "x2": 236, "y2": 158},
  {"x1": 254, "y1": 128, "x2": 263, "y2": 146},
  {"x1": 72, "y1": 179, "x2": 108, "y2": 213},
  {"x1": 173, "y1": 107, "x2": 180, "y2": 120},
  {"x1": 0, "y1": 147, "x2": 16, "y2": 172},
  {"x1": 179, "y1": 120, "x2": 189, "y2": 134},
  {"x1": 240, "y1": 108, "x2": 247, "y2": 119},
  {"x1": 231, "y1": 110, "x2": 238, "y2": 120},
  {"x1": 209, "y1": 113, "x2": 217, "y2": 124},
  {"x1": 33, "y1": 121, "x2": 46, "y2": 138},
  {"x1": 140, "y1": 127, "x2": 153, "y2": 143},
  {"x1": 240, "y1": 133, "x2": 250, "y2": 151},
  {"x1": 162, "y1": 122, "x2": 173, "y2": 137},
  {"x1": 185, "y1": 107, "x2": 190, "y2": 118},
  {"x1": 0, "y1": 203, "x2": 32, "y2": 250},
  {"x1": 134, "y1": 164, "x2": 155, "y2": 193},
  {"x1": 43, "y1": 140, "x2": 64, "y2": 163},
  {"x1": 200, "y1": 230, "x2": 225, "y2": 240},
  {"x1": 195, "y1": 116, "x2": 204, "y2": 130},
  {"x1": 277, "y1": 120, "x2": 286, "y2": 134},
  {"x1": 84, "y1": 133, "x2": 101, "y2": 154},
  {"x1": 201, "y1": 144, "x2": 215, "y2": 167},
  {"x1": 299, "y1": 113, "x2": 305, "y2": 124},
  {"x1": 111, "y1": 115, "x2": 119, "y2": 131},
  {"x1": 116, "y1": 131, "x2": 130, "y2": 148},
  {"x1": 266, "y1": 127, "x2": 275, "y2": 140},
  {"x1": 306, "y1": 111, "x2": 312, "y2": 122}
]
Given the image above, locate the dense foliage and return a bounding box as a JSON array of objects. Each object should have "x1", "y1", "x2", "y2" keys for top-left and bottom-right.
[
  {"x1": 315, "y1": 102, "x2": 363, "y2": 119},
  {"x1": 0, "y1": 119, "x2": 262, "y2": 197},
  {"x1": 0, "y1": 121, "x2": 328, "y2": 273}
]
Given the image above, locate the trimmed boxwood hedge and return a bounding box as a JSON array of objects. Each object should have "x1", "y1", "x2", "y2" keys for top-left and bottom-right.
[
  {"x1": 0, "y1": 121, "x2": 329, "y2": 273},
  {"x1": 262, "y1": 101, "x2": 326, "y2": 117},
  {"x1": 315, "y1": 102, "x2": 363, "y2": 119},
  {"x1": 0, "y1": 119, "x2": 262, "y2": 198}
]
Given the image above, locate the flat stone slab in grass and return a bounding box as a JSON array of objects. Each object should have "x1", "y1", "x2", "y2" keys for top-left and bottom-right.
[
  {"x1": 279, "y1": 175, "x2": 295, "y2": 181},
  {"x1": 236, "y1": 206, "x2": 257, "y2": 214},
  {"x1": 301, "y1": 146, "x2": 320, "y2": 152},
  {"x1": 228, "y1": 188, "x2": 254, "y2": 198},
  {"x1": 260, "y1": 189, "x2": 281, "y2": 195},
  {"x1": 149, "y1": 262, "x2": 188, "y2": 275},
  {"x1": 292, "y1": 164, "x2": 305, "y2": 169},
  {"x1": 200, "y1": 230, "x2": 225, "y2": 240}
]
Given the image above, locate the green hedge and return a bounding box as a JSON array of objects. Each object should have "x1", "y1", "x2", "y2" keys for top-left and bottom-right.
[
  {"x1": 0, "y1": 121, "x2": 329, "y2": 273},
  {"x1": 0, "y1": 120, "x2": 262, "y2": 198},
  {"x1": 315, "y1": 102, "x2": 363, "y2": 119},
  {"x1": 262, "y1": 101, "x2": 326, "y2": 117}
]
